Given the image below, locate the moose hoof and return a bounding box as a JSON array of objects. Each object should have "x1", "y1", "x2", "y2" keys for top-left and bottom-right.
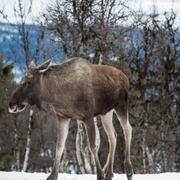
[
  {"x1": 104, "y1": 169, "x2": 113, "y2": 180},
  {"x1": 126, "y1": 172, "x2": 133, "y2": 180},
  {"x1": 106, "y1": 173, "x2": 113, "y2": 180},
  {"x1": 97, "y1": 171, "x2": 105, "y2": 180},
  {"x1": 46, "y1": 173, "x2": 58, "y2": 180},
  {"x1": 97, "y1": 177, "x2": 105, "y2": 180},
  {"x1": 103, "y1": 165, "x2": 113, "y2": 180}
]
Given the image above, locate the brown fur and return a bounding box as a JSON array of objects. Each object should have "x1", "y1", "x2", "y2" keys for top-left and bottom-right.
[
  {"x1": 39, "y1": 58, "x2": 129, "y2": 119},
  {"x1": 9, "y1": 57, "x2": 132, "y2": 180}
]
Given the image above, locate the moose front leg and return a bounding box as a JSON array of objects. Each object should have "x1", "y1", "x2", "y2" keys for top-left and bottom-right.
[
  {"x1": 84, "y1": 119, "x2": 105, "y2": 180},
  {"x1": 47, "y1": 118, "x2": 70, "y2": 180}
]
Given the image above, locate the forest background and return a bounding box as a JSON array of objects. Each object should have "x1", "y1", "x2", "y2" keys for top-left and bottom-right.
[{"x1": 0, "y1": 0, "x2": 179, "y2": 175}]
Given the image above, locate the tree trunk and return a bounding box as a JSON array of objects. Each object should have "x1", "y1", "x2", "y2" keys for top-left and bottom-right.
[
  {"x1": 98, "y1": 53, "x2": 103, "y2": 65},
  {"x1": 145, "y1": 146, "x2": 154, "y2": 173},
  {"x1": 76, "y1": 127, "x2": 86, "y2": 173},
  {"x1": 22, "y1": 109, "x2": 33, "y2": 172},
  {"x1": 76, "y1": 118, "x2": 101, "y2": 174},
  {"x1": 76, "y1": 121, "x2": 94, "y2": 173},
  {"x1": 94, "y1": 117, "x2": 100, "y2": 151},
  {"x1": 141, "y1": 135, "x2": 146, "y2": 173},
  {"x1": 14, "y1": 119, "x2": 20, "y2": 171}
]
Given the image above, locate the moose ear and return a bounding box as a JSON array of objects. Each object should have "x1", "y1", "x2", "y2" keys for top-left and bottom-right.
[
  {"x1": 37, "y1": 59, "x2": 51, "y2": 73},
  {"x1": 28, "y1": 59, "x2": 36, "y2": 69}
]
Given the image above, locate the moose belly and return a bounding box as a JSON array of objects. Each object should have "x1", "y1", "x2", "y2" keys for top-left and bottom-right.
[{"x1": 93, "y1": 87, "x2": 119, "y2": 116}]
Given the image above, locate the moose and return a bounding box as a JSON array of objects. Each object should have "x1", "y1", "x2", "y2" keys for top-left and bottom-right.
[{"x1": 9, "y1": 57, "x2": 133, "y2": 180}]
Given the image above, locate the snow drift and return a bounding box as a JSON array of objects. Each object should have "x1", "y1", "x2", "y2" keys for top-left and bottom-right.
[{"x1": 0, "y1": 172, "x2": 180, "y2": 180}]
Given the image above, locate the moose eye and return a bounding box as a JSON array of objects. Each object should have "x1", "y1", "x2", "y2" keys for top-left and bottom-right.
[{"x1": 25, "y1": 81, "x2": 31, "y2": 87}]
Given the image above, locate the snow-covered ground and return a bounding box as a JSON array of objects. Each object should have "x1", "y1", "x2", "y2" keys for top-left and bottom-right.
[{"x1": 0, "y1": 172, "x2": 180, "y2": 180}]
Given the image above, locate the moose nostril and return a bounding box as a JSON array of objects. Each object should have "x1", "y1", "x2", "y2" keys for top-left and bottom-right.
[
  {"x1": 13, "y1": 107, "x2": 17, "y2": 112},
  {"x1": 9, "y1": 104, "x2": 12, "y2": 109},
  {"x1": 8, "y1": 104, "x2": 17, "y2": 113},
  {"x1": 9, "y1": 102, "x2": 13, "y2": 108}
]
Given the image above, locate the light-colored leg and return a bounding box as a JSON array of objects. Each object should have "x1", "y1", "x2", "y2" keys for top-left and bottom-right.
[
  {"x1": 84, "y1": 119, "x2": 105, "y2": 180},
  {"x1": 47, "y1": 118, "x2": 70, "y2": 180},
  {"x1": 100, "y1": 110, "x2": 117, "y2": 180},
  {"x1": 115, "y1": 107, "x2": 133, "y2": 180}
]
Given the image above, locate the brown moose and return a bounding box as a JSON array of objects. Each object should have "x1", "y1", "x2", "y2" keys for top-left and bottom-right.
[{"x1": 9, "y1": 57, "x2": 133, "y2": 180}]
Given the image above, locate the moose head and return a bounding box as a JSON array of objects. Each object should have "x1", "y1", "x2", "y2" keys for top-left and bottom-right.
[{"x1": 9, "y1": 59, "x2": 51, "y2": 113}]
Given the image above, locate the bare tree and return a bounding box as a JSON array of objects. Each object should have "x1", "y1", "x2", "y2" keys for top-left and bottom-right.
[
  {"x1": 22, "y1": 109, "x2": 33, "y2": 171},
  {"x1": 0, "y1": 0, "x2": 50, "y2": 172},
  {"x1": 43, "y1": 0, "x2": 133, "y2": 174}
]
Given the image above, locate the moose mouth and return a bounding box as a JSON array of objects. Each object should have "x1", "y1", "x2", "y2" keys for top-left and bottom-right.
[{"x1": 9, "y1": 103, "x2": 27, "y2": 113}]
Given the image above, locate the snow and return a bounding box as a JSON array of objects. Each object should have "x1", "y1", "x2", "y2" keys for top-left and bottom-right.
[{"x1": 0, "y1": 172, "x2": 180, "y2": 180}]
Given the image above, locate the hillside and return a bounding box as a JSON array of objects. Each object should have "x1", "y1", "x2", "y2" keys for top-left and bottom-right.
[{"x1": 0, "y1": 22, "x2": 63, "y2": 82}]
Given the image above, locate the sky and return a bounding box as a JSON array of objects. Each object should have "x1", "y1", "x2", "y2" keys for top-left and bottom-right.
[
  {"x1": 0, "y1": 0, "x2": 180, "y2": 24},
  {"x1": 0, "y1": 0, "x2": 51, "y2": 23},
  {"x1": 133, "y1": 0, "x2": 180, "y2": 13}
]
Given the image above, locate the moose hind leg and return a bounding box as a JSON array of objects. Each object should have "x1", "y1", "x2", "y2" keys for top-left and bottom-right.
[
  {"x1": 84, "y1": 119, "x2": 105, "y2": 180},
  {"x1": 100, "y1": 110, "x2": 117, "y2": 180},
  {"x1": 47, "y1": 118, "x2": 70, "y2": 180},
  {"x1": 115, "y1": 103, "x2": 133, "y2": 180}
]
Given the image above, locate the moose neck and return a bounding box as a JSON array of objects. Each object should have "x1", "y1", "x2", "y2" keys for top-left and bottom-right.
[{"x1": 39, "y1": 69, "x2": 70, "y2": 106}]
